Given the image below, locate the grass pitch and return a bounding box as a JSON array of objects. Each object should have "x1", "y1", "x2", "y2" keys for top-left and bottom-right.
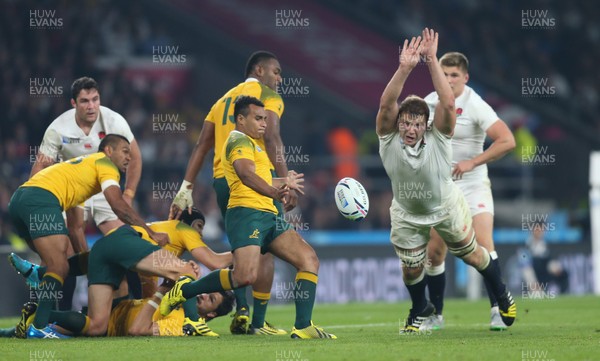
[{"x1": 1, "y1": 295, "x2": 597, "y2": 361}]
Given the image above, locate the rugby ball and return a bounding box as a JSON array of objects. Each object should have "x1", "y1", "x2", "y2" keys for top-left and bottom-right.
[{"x1": 334, "y1": 177, "x2": 369, "y2": 221}]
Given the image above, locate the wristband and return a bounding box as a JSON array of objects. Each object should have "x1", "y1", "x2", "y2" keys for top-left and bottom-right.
[
  {"x1": 147, "y1": 300, "x2": 159, "y2": 309},
  {"x1": 154, "y1": 292, "x2": 164, "y2": 300},
  {"x1": 123, "y1": 189, "x2": 135, "y2": 198}
]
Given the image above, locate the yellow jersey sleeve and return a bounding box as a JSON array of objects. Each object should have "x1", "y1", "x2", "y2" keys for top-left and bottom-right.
[
  {"x1": 259, "y1": 83, "x2": 284, "y2": 118},
  {"x1": 222, "y1": 131, "x2": 277, "y2": 213},
  {"x1": 175, "y1": 221, "x2": 206, "y2": 252},
  {"x1": 226, "y1": 131, "x2": 256, "y2": 164},
  {"x1": 95, "y1": 156, "x2": 121, "y2": 191}
]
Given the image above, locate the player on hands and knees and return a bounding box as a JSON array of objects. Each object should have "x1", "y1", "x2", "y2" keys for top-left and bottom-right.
[
  {"x1": 376, "y1": 28, "x2": 516, "y2": 333},
  {"x1": 420, "y1": 52, "x2": 516, "y2": 331}
]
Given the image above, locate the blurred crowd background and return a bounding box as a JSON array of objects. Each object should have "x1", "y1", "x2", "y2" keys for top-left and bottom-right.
[{"x1": 0, "y1": 0, "x2": 595, "y2": 251}]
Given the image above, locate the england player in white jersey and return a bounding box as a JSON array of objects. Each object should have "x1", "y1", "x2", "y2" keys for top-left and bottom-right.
[
  {"x1": 376, "y1": 29, "x2": 515, "y2": 333},
  {"x1": 420, "y1": 53, "x2": 516, "y2": 331},
  {"x1": 31, "y1": 77, "x2": 143, "y2": 251}
]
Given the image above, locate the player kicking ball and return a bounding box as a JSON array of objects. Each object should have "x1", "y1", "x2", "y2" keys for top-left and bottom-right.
[
  {"x1": 376, "y1": 28, "x2": 516, "y2": 333},
  {"x1": 160, "y1": 96, "x2": 336, "y2": 339}
]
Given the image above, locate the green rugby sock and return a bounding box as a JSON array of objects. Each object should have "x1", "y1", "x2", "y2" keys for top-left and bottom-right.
[
  {"x1": 33, "y1": 273, "x2": 63, "y2": 329},
  {"x1": 294, "y1": 271, "x2": 318, "y2": 329},
  {"x1": 251, "y1": 291, "x2": 270, "y2": 328}
]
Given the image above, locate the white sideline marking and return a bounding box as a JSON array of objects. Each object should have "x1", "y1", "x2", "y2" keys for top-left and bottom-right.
[{"x1": 326, "y1": 323, "x2": 395, "y2": 329}]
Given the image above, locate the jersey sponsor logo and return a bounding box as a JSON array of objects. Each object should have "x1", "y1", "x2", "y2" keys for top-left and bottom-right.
[
  {"x1": 249, "y1": 229, "x2": 260, "y2": 239},
  {"x1": 61, "y1": 136, "x2": 81, "y2": 144},
  {"x1": 84, "y1": 143, "x2": 92, "y2": 149},
  {"x1": 456, "y1": 108, "x2": 463, "y2": 116},
  {"x1": 98, "y1": 131, "x2": 106, "y2": 139},
  {"x1": 256, "y1": 146, "x2": 263, "y2": 152},
  {"x1": 478, "y1": 203, "x2": 485, "y2": 208}
]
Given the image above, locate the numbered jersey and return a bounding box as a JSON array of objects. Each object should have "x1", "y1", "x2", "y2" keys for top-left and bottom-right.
[
  {"x1": 205, "y1": 78, "x2": 284, "y2": 178},
  {"x1": 22, "y1": 152, "x2": 120, "y2": 210}
]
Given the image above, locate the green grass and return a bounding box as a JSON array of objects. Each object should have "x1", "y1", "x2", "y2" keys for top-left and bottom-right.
[{"x1": 1, "y1": 296, "x2": 598, "y2": 361}]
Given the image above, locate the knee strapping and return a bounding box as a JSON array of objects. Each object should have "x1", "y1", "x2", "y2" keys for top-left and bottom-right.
[
  {"x1": 448, "y1": 232, "x2": 477, "y2": 258},
  {"x1": 426, "y1": 262, "x2": 445, "y2": 276}
]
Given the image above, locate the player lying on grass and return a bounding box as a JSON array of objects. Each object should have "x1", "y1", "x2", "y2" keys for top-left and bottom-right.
[
  {"x1": 3, "y1": 283, "x2": 235, "y2": 338},
  {"x1": 160, "y1": 96, "x2": 336, "y2": 339},
  {"x1": 9, "y1": 209, "x2": 233, "y2": 337},
  {"x1": 376, "y1": 28, "x2": 516, "y2": 333},
  {"x1": 7, "y1": 134, "x2": 169, "y2": 339}
]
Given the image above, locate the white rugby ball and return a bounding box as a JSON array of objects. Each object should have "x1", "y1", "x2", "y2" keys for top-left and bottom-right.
[{"x1": 334, "y1": 177, "x2": 369, "y2": 221}]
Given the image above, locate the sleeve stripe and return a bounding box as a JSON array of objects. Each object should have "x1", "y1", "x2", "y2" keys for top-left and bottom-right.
[{"x1": 101, "y1": 180, "x2": 120, "y2": 192}]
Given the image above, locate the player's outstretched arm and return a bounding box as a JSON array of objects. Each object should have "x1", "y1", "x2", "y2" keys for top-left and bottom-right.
[
  {"x1": 104, "y1": 185, "x2": 170, "y2": 246},
  {"x1": 169, "y1": 121, "x2": 216, "y2": 220},
  {"x1": 376, "y1": 36, "x2": 422, "y2": 136},
  {"x1": 422, "y1": 28, "x2": 455, "y2": 135},
  {"x1": 191, "y1": 247, "x2": 233, "y2": 270}
]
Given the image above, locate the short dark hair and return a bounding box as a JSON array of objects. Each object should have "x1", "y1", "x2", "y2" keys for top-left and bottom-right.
[
  {"x1": 245, "y1": 51, "x2": 278, "y2": 78},
  {"x1": 233, "y1": 96, "x2": 264, "y2": 122},
  {"x1": 397, "y1": 95, "x2": 429, "y2": 126},
  {"x1": 440, "y1": 52, "x2": 469, "y2": 73},
  {"x1": 98, "y1": 134, "x2": 129, "y2": 153},
  {"x1": 179, "y1": 207, "x2": 205, "y2": 226},
  {"x1": 71, "y1": 77, "x2": 100, "y2": 101},
  {"x1": 206, "y1": 291, "x2": 235, "y2": 321}
]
